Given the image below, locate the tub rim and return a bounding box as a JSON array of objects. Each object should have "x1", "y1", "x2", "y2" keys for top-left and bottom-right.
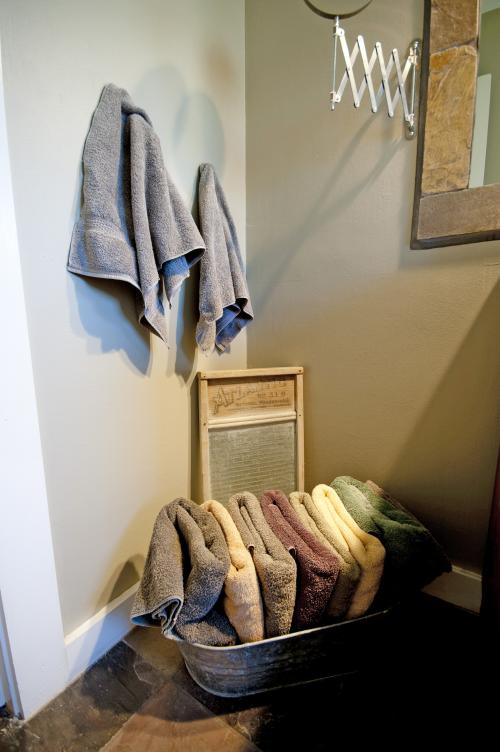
[{"x1": 167, "y1": 602, "x2": 396, "y2": 651}]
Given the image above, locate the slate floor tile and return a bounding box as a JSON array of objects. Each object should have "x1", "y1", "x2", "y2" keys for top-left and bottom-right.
[
  {"x1": 102, "y1": 679, "x2": 260, "y2": 752},
  {"x1": 0, "y1": 642, "x2": 166, "y2": 752}
]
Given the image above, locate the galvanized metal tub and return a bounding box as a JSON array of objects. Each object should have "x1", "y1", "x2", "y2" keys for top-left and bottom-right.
[{"x1": 174, "y1": 604, "x2": 398, "y2": 697}]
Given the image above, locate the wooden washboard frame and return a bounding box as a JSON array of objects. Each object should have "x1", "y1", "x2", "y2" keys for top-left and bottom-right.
[{"x1": 198, "y1": 367, "x2": 304, "y2": 503}]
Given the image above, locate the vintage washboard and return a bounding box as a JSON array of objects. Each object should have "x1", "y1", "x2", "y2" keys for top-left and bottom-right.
[{"x1": 198, "y1": 367, "x2": 304, "y2": 504}]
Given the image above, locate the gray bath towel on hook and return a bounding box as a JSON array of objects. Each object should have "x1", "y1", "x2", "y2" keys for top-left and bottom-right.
[
  {"x1": 196, "y1": 163, "x2": 253, "y2": 352},
  {"x1": 68, "y1": 83, "x2": 205, "y2": 344}
]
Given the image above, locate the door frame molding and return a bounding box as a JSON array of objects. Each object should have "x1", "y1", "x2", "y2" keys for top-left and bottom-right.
[{"x1": 0, "y1": 39, "x2": 68, "y2": 719}]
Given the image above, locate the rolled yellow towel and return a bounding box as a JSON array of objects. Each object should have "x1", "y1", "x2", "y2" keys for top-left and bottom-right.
[
  {"x1": 202, "y1": 500, "x2": 265, "y2": 643},
  {"x1": 311, "y1": 484, "x2": 385, "y2": 619}
]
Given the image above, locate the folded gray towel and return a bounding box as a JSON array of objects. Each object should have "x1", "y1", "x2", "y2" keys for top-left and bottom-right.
[
  {"x1": 131, "y1": 498, "x2": 237, "y2": 646},
  {"x1": 68, "y1": 83, "x2": 205, "y2": 343},
  {"x1": 228, "y1": 492, "x2": 296, "y2": 638},
  {"x1": 196, "y1": 163, "x2": 253, "y2": 352},
  {"x1": 130, "y1": 506, "x2": 183, "y2": 633}
]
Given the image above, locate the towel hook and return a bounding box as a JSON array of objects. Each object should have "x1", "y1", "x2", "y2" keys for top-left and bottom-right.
[{"x1": 303, "y1": 1, "x2": 374, "y2": 20}]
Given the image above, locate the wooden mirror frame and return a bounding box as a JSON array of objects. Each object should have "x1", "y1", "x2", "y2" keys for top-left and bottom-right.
[{"x1": 411, "y1": 0, "x2": 500, "y2": 248}]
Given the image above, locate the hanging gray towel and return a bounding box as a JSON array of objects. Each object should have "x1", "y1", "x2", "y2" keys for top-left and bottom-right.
[
  {"x1": 131, "y1": 498, "x2": 237, "y2": 647},
  {"x1": 196, "y1": 163, "x2": 253, "y2": 352},
  {"x1": 68, "y1": 83, "x2": 205, "y2": 344}
]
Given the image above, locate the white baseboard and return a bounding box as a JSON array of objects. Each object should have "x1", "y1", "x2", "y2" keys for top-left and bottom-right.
[
  {"x1": 423, "y1": 565, "x2": 482, "y2": 613},
  {"x1": 65, "y1": 583, "x2": 138, "y2": 684},
  {"x1": 62, "y1": 565, "x2": 482, "y2": 687}
]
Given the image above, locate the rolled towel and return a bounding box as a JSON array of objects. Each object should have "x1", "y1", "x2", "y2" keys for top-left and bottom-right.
[
  {"x1": 311, "y1": 484, "x2": 385, "y2": 618},
  {"x1": 131, "y1": 498, "x2": 237, "y2": 646},
  {"x1": 130, "y1": 506, "x2": 183, "y2": 633},
  {"x1": 289, "y1": 491, "x2": 360, "y2": 620},
  {"x1": 331, "y1": 476, "x2": 451, "y2": 604},
  {"x1": 202, "y1": 500, "x2": 265, "y2": 643},
  {"x1": 260, "y1": 490, "x2": 340, "y2": 631},
  {"x1": 228, "y1": 492, "x2": 296, "y2": 638},
  {"x1": 166, "y1": 498, "x2": 238, "y2": 646}
]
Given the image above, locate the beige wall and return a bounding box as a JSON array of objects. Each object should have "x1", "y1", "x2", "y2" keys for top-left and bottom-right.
[
  {"x1": 246, "y1": 0, "x2": 500, "y2": 571},
  {"x1": 0, "y1": 0, "x2": 246, "y2": 633},
  {"x1": 479, "y1": 7, "x2": 500, "y2": 185}
]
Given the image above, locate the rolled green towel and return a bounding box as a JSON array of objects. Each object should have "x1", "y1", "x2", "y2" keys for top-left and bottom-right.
[{"x1": 330, "y1": 476, "x2": 451, "y2": 604}]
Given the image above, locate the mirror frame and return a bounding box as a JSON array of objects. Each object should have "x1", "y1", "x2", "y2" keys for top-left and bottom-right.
[{"x1": 411, "y1": 0, "x2": 500, "y2": 249}]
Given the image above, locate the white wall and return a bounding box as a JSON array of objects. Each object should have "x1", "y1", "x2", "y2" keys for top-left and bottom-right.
[{"x1": 0, "y1": 0, "x2": 246, "y2": 635}]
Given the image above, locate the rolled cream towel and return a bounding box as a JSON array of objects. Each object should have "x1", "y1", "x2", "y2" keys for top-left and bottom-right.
[
  {"x1": 202, "y1": 500, "x2": 265, "y2": 643},
  {"x1": 228, "y1": 492, "x2": 297, "y2": 638},
  {"x1": 260, "y1": 490, "x2": 340, "y2": 631},
  {"x1": 311, "y1": 484, "x2": 385, "y2": 619},
  {"x1": 289, "y1": 491, "x2": 360, "y2": 620}
]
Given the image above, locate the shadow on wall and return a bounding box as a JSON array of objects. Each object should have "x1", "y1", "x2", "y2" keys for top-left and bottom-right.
[
  {"x1": 386, "y1": 277, "x2": 500, "y2": 565},
  {"x1": 66, "y1": 556, "x2": 144, "y2": 684},
  {"x1": 247, "y1": 113, "x2": 404, "y2": 312},
  {"x1": 68, "y1": 275, "x2": 153, "y2": 375},
  {"x1": 66, "y1": 492, "x2": 170, "y2": 679},
  {"x1": 67, "y1": 64, "x2": 227, "y2": 380},
  {"x1": 248, "y1": 258, "x2": 500, "y2": 572}
]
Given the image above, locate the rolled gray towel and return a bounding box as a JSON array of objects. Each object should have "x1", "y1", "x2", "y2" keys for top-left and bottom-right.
[
  {"x1": 130, "y1": 506, "x2": 183, "y2": 633},
  {"x1": 68, "y1": 83, "x2": 205, "y2": 344},
  {"x1": 131, "y1": 498, "x2": 237, "y2": 647},
  {"x1": 228, "y1": 492, "x2": 296, "y2": 638},
  {"x1": 289, "y1": 491, "x2": 360, "y2": 620}
]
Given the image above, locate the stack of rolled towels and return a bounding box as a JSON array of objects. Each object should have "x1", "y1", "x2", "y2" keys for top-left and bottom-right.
[{"x1": 131, "y1": 477, "x2": 451, "y2": 646}]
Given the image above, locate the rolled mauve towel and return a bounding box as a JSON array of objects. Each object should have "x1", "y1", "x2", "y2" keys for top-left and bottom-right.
[
  {"x1": 289, "y1": 491, "x2": 360, "y2": 620},
  {"x1": 260, "y1": 490, "x2": 340, "y2": 631}
]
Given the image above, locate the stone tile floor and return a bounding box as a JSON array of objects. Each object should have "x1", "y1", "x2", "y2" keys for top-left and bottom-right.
[{"x1": 0, "y1": 594, "x2": 496, "y2": 751}]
